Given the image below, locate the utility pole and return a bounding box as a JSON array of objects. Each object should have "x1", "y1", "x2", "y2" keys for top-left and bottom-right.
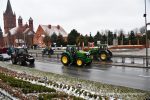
[{"x1": 144, "y1": 0, "x2": 148, "y2": 67}]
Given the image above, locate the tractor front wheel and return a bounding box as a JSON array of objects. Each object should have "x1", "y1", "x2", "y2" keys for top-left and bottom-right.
[
  {"x1": 61, "y1": 55, "x2": 70, "y2": 66},
  {"x1": 76, "y1": 58, "x2": 84, "y2": 67},
  {"x1": 100, "y1": 52, "x2": 107, "y2": 61}
]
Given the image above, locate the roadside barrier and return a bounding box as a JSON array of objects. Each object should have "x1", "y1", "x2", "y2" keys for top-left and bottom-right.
[{"x1": 113, "y1": 55, "x2": 150, "y2": 67}]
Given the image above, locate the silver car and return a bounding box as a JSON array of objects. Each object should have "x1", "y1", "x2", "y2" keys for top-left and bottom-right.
[{"x1": 0, "y1": 53, "x2": 11, "y2": 61}]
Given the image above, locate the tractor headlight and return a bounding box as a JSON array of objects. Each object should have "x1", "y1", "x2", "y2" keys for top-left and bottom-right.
[
  {"x1": 86, "y1": 52, "x2": 90, "y2": 57},
  {"x1": 86, "y1": 52, "x2": 90, "y2": 56}
]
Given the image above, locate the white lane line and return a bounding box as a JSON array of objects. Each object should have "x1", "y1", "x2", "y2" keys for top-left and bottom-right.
[{"x1": 138, "y1": 75, "x2": 150, "y2": 78}]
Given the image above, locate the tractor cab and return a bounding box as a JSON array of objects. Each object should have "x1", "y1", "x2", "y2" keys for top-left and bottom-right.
[
  {"x1": 98, "y1": 44, "x2": 108, "y2": 50},
  {"x1": 66, "y1": 45, "x2": 78, "y2": 53}
]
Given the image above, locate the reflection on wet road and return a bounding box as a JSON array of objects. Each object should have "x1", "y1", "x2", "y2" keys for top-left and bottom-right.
[{"x1": 34, "y1": 61, "x2": 150, "y2": 91}]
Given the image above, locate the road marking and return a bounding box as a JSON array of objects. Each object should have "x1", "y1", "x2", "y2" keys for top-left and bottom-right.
[{"x1": 138, "y1": 75, "x2": 150, "y2": 78}]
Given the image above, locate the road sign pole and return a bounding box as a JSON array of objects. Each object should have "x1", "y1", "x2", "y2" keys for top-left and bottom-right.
[{"x1": 144, "y1": 0, "x2": 148, "y2": 67}]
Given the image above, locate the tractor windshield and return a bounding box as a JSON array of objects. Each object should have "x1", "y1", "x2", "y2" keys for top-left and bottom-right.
[
  {"x1": 66, "y1": 46, "x2": 78, "y2": 53},
  {"x1": 16, "y1": 48, "x2": 28, "y2": 55},
  {"x1": 98, "y1": 44, "x2": 108, "y2": 50}
]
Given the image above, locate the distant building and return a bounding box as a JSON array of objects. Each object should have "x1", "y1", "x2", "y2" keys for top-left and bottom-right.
[
  {"x1": 3, "y1": 0, "x2": 34, "y2": 47},
  {"x1": 33, "y1": 24, "x2": 68, "y2": 47},
  {"x1": 4, "y1": 16, "x2": 35, "y2": 47}
]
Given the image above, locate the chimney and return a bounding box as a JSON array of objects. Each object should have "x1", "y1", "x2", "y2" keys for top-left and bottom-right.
[
  {"x1": 57, "y1": 25, "x2": 60, "y2": 29},
  {"x1": 48, "y1": 25, "x2": 51, "y2": 29}
]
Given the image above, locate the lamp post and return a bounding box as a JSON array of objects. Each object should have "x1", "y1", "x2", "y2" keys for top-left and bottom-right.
[{"x1": 143, "y1": 0, "x2": 148, "y2": 67}]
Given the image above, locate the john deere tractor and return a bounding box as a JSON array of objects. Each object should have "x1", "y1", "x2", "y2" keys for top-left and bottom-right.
[
  {"x1": 61, "y1": 45, "x2": 92, "y2": 67},
  {"x1": 89, "y1": 44, "x2": 112, "y2": 61}
]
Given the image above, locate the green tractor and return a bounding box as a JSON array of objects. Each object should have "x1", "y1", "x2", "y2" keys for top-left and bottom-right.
[
  {"x1": 89, "y1": 44, "x2": 112, "y2": 61},
  {"x1": 61, "y1": 45, "x2": 92, "y2": 67}
]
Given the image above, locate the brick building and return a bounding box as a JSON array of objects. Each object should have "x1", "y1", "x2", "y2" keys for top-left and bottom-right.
[
  {"x1": 33, "y1": 25, "x2": 68, "y2": 47},
  {"x1": 3, "y1": 0, "x2": 34, "y2": 47}
]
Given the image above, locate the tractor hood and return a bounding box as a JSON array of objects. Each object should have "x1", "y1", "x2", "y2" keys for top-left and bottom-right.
[{"x1": 77, "y1": 50, "x2": 90, "y2": 56}]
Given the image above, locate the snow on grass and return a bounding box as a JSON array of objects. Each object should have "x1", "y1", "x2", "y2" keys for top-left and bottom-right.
[{"x1": 0, "y1": 61, "x2": 149, "y2": 100}]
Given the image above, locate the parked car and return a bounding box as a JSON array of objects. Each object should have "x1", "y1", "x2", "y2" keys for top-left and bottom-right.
[
  {"x1": 0, "y1": 53, "x2": 11, "y2": 61},
  {"x1": 0, "y1": 47, "x2": 8, "y2": 54},
  {"x1": 11, "y1": 47, "x2": 35, "y2": 65}
]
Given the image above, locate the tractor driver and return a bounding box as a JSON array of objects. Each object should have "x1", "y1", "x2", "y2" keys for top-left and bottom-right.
[{"x1": 71, "y1": 47, "x2": 76, "y2": 58}]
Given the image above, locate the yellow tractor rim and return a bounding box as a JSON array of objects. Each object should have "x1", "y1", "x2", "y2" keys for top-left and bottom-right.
[
  {"x1": 62, "y1": 56, "x2": 68, "y2": 64},
  {"x1": 101, "y1": 53, "x2": 106, "y2": 60},
  {"x1": 77, "y1": 59, "x2": 82, "y2": 66}
]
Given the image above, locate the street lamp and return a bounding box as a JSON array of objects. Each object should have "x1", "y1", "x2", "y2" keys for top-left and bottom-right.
[{"x1": 143, "y1": 0, "x2": 148, "y2": 67}]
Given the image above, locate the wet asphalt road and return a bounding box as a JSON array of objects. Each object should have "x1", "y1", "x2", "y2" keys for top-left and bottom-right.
[{"x1": 33, "y1": 60, "x2": 150, "y2": 91}]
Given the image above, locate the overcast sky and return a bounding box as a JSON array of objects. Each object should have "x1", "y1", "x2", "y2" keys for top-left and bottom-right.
[{"x1": 0, "y1": 0, "x2": 150, "y2": 35}]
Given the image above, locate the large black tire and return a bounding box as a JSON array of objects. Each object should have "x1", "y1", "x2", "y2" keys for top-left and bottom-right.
[
  {"x1": 76, "y1": 58, "x2": 84, "y2": 67},
  {"x1": 18, "y1": 59, "x2": 25, "y2": 66},
  {"x1": 61, "y1": 55, "x2": 70, "y2": 66},
  {"x1": 99, "y1": 52, "x2": 107, "y2": 61},
  {"x1": 12, "y1": 57, "x2": 17, "y2": 64},
  {"x1": 29, "y1": 60, "x2": 34, "y2": 65}
]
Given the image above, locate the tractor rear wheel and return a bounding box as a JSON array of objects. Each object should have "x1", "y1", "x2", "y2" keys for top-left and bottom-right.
[
  {"x1": 100, "y1": 52, "x2": 107, "y2": 61},
  {"x1": 30, "y1": 60, "x2": 34, "y2": 65},
  {"x1": 61, "y1": 55, "x2": 70, "y2": 66},
  {"x1": 76, "y1": 58, "x2": 84, "y2": 67},
  {"x1": 18, "y1": 59, "x2": 25, "y2": 66}
]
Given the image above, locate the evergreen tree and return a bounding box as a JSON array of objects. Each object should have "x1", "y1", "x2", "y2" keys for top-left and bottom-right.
[
  {"x1": 94, "y1": 31, "x2": 102, "y2": 46},
  {"x1": 67, "y1": 29, "x2": 80, "y2": 45},
  {"x1": 88, "y1": 33, "x2": 94, "y2": 42},
  {"x1": 107, "y1": 31, "x2": 113, "y2": 45},
  {"x1": 84, "y1": 34, "x2": 89, "y2": 46},
  {"x1": 129, "y1": 31, "x2": 137, "y2": 45},
  {"x1": 56, "y1": 34, "x2": 64, "y2": 47},
  {"x1": 101, "y1": 34, "x2": 107, "y2": 44},
  {"x1": 43, "y1": 35, "x2": 51, "y2": 47},
  {"x1": 51, "y1": 33, "x2": 58, "y2": 46}
]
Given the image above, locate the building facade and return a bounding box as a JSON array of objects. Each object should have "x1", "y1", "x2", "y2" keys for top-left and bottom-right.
[
  {"x1": 3, "y1": 0, "x2": 34, "y2": 47},
  {"x1": 33, "y1": 25, "x2": 68, "y2": 47}
]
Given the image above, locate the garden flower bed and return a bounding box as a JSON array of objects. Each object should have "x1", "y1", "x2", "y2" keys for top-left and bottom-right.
[{"x1": 0, "y1": 61, "x2": 150, "y2": 100}]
